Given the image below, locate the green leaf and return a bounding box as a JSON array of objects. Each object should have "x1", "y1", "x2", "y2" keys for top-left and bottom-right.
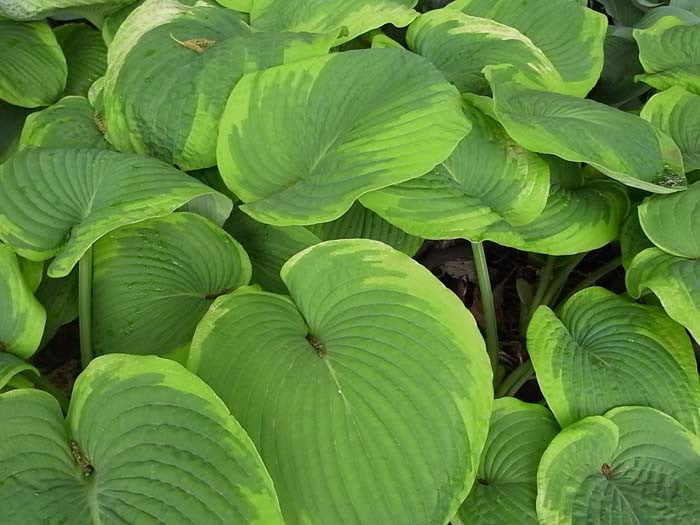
[
  {"x1": 590, "y1": 33, "x2": 649, "y2": 107},
  {"x1": 406, "y1": 10, "x2": 566, "y2": 96},
  {"x1": 627, "y1": 247, "x2": 700, "y2": 343},
  {"x1": 0, "y1": 20, "x2": 66, "y2": 108},
  {"x1": 448, "y1": 0, "x2": 607, "y2": 97},
  {"x1": 36, "y1": 267, "x2": 78, "y2": 349},
  {"x1": 641, "y1": 86, "x2": 700, "y2": 171},
  {"x1": 486, "y1": 66, "x2": 687, "y2": 193},
  {"x1": 0, "y1": 148, "x2": 231, "y2": 278},
  {"x1": 189, "y1": 239, "x2": 493, "y2": 525},
  {"x1": 0, "y1": 245, "x2": 46, "y2": 359},
  {"x1": 360, "y1": 101, "x2": 550, "y2": 242},
  {"x1": 639, "y1": 180, "x2": 700, "y2": 258},
  {"x1": 671, "y1": 0, "x2": 700, "y2": 15},
  {"x1": 54, "y1": 23, "x2": 107, "y2": 98},
  {"x1": 537, "y1": 406, "x2": 700, "y2": 524},
  {"x1": 218, "y1": 48, "x2": 469, "y2": 226},
  {"x1": 103, "y1": 0, "x2": 333, "y2": 170},
  {"x1": 620, "y1": 205, "x2": 653, "y2": 270},
  {"x1": 0, "y1": 0, "x2": 134, "y2": 20},
  {"x1": 634, "y1": 15, "x2": 700, "y2": 94},
  {"x1": 458, "y1": 398, "x2": 559, "y2": 525},
  {"x1": 223, "y1": 208, "x2": 321, "y2": 294},
  {"x1": 598, "y1": 0, "x2": 645, "y2": 25},
  {"x1": 250, "y1": 0, "x2": 418, "y2": 44},
  {"x1": 18, "y1": 257, "x2": 43, "y2": 293},
  {"x1": 101, "y1": 1, "x2": 143, "y2": 45},
  {"x1": 0, "y1": 350, "x2": 39, "y2": 391},
  {"x1": 19, "y1": 96, "x2": 110, "y2": 150},
  {"x1": 92, "y1": 213, "x2": 251, "y2": 358},
  {"x1": 528, "y1": 287, "x2": 700, "y2": 432},
  {"x1": 308, "y1": 202, "x2": 423, "y2": 256},
  {"x1": 0, "y1": 101, "x2": 31, "y2": 163},
  {"x1": 0, "y1": 354, "x2": 285, "y2": 525}
]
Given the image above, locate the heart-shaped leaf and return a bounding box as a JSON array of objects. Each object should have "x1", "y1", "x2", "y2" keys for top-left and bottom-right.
[
  {"x1": 642, "y1": 86, "x2": 700, "y2": 171},
  {"x1": 188, "y1": 239, "x2": 493, "y2": 525},
  {"x1": 639, "y1": 180, "x2": 700, "y2": 258},
  {"x1": 0, "y1": 148, "x2": 231, "y2": 278},
  {"x1": 360, "y1": 100, "x2": 550, "y2": 242},
  {"x1": 0, "y1": 244, "x2": 46, "y2": 359},
  {"x1": 54, "y1": 23, "x2": 107, "y2": 98},
  {"x1": 528, "y1": 287, "x2": 700, "y2": 431},
  {"x1": 249, "y1": 0, "x2": 418, "y2": 44},
  {"x1": 92, "y1": 212, "x2": 251, "y2": 357},
  {"x1": 217, "y1": 48, "x2": 470, "y2": 226},
  {"x1": 457, "y1": 398, "x2": 559, "y2": 525},
  {"x1": 627, "y1": 247, "x2": 700, "y2": 343},
  {"x1": 406, "y1": 10, "x2": 566, "y2": 95},
  {"x1": 0, "y1": 353, "x2": 38, "y2": 392},
  {"x1": 0, "y1": 354, "x2": 285, "y2": 525},
  {"x1": 103, "y1": 0, "x2": 333, "y2": 170},
  {"x1": 19, "y1": 96, "x2": 110, "y2": 150},
  {"x1": 447, "y1": 0, "x2": 607, "y2": 97},
  {"x1": 537, "y1": 406, "x2": 700, "y2": 524},
  {"x1": 634, "y1": 15, "x2": 700, "y2": 94},
  {"x1": 486, "y1": 66, "x2": 687, "y2": 193},
  {"x1": 0, "y1": 20, "x2": 66, "y2": 108}
]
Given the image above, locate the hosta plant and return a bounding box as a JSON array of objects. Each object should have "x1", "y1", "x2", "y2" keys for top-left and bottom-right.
[{"x1": 1, "y1": 0, "x2": 700, "y2": 523}]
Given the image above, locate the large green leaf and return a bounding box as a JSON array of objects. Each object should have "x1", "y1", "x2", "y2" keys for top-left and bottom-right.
[
  {"x1": 528, "y1": 287, "x2": 700, "y2": 432},
  {"x1": 223, "y1": 208, "x2": 321, "y2": 294},
  {"x1": 0, "y1": 148, "x2": 230, "y2": 278},
  {"x1": 0, "y1": 245, "x2": 46, "y2": 359},
  {"x1": 641, "y1": 86, "x2": 700, "y2": 171},
  {"x1": 360, "y1": 100, "x2": 549, "y2": 242},
  {"x1": 307, "y1": 202, "x2": 423, "y2": 256},
  {"x1": 0, "y1": 20, "x2": 66, "y2": 108},
  {"x1": 19, "y1": 96, "x2": 111, "y2": 150},
  {"x1": 0, "y1": 354, "x2": 285, "y2": 525},
  {"x1": 0, "y1": 353, "x2": 38, "y2": 392},
  {"x1": 0, "y1": 0, "x2": 134, "y2": 20},
  {"x1": 457, "y1": 398, "x2": 559, "y2": 525},
  {"x1": 486, "y1": 66, "x2": 687, "y2": 193},
  {"x1": 634, "y1": 15, "x2": 700, "y2": 94},
  {"x1": 217, "y1": 48, "x2": 469, "y2": 226},
  {"x1": 639, "y1": 180, "x2": 700, "y2": 258},
  {"x1": 537, "y1": 406, "x2": 700, "y2": 524},
  {"x1": 36, "y1": 267, "x2": 78, "y2": 349},
  {"x1": 189, "y1": 239, "x2": 493, "y2": 525},
  {"x1": 249, "y1": 0, "x2": 418, "y2": 44},
  {"x1": 92, "y1": 213, "x2": 251, "y2": 358},
  {"x1": 406, "y1": 10, "x2": 566, "y2": 96},
  {"x1": 54, "y1": 23, "x2": 107, "y2": 98},
  {"x1": 627, "y1": 247, "x2": 700, "y2": 343},
  {"x1": 448, "y1": 0, "x2": 607, "y2": 97},
  {"x1": 103, "y1": 0, "x2": 333, "y2": 170}
]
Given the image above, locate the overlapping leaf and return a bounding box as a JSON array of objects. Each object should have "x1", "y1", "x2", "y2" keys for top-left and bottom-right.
[
  {"x1": 189, "y1": 239, "x2": 493, "y2": 525},
  {"x1": 19, "y1": 96, "x2": 111, "y2": 150},
  {"x1": 0, "y1": 353, "x2": 38, "y2": 392},
  {"x1": 634, "y1": 15, "x2": 700, "y2": 94},
  {"x1": 590, "y1": 33, "x2": 649, "y2": 107},
  {"x1": 528, "y1": 287, "x2": 700, "y2": 431},
  {"x1": 486, "y1": 66, "x2": 687, "y2": 193},
  {"x1": 54, "y1": 23, "x2": 107, "y2": 98},
  {"x1": 0, "y1": 20, "x2": 66, "y2": 107},
  {"x1": 0, "y1": 148, "x2": 230, "y2": 277},
  {"x1": 36, "y1": 267, "x2": 78, "y2": 349},
  {"x1": 641, "y1": 86, "x2": 700, "y2": 171},
  {"x1": 218, "y1": 48, "x2": 470, "y2": 226},
  {"x1": 0, "y1": 245, "x2": 46, "y2": 359},
  {"x1": 92, "y1": 213, "x2": 251, "y2": 357},
  {"x1": 0, "y1": 354, "x2": 285, "y2": 525},
  {"x1": 447, "y1": 0, "x2": 607, "y2": 97},
  {"x1": 0, "y1": 101, "x2": 31, "y2": 163},
  {"x1": 537, "y1": 407, "x2": 700, "y2": 524},
  {"x1": 458, "y1": 398, "x2": 559, "y2": 524},
  {"x1": 103, "y1": 0, "x2": 333, "y2": 170},
  {"x1": 249, "y1": 0, "x2": 418, "y2": 44}
]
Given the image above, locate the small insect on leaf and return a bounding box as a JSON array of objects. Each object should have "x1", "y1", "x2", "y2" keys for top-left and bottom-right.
[
  {"x1": 169, "y1": 33, "x2": 216, "y2": 54},
  {"x1": 69, "y1": 440, "x2": 94, "y2": 477}
]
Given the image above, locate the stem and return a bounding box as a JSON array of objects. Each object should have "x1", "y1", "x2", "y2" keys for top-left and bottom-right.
[
  {"x1": 562, "y1": 256, "x2": 623, "y2": 304},
  {"x1": 471, "y1": 242, "x2": 500, "y2": 375},
  {"x1": 520, "y1": 256, "x2": 555, "y2": 334},
  {"x1": 30, "y1": 374, "x2": 70, "y2": 413},
  {"x1": 495, "y1": 360, "x2": 534, "y2": 398},
  {"x1": 541, "y1": 253, "x2": 587, "y2": 308},
  {"x1": 79, "y1": 247, "x2": 94, "y2": 370}
]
